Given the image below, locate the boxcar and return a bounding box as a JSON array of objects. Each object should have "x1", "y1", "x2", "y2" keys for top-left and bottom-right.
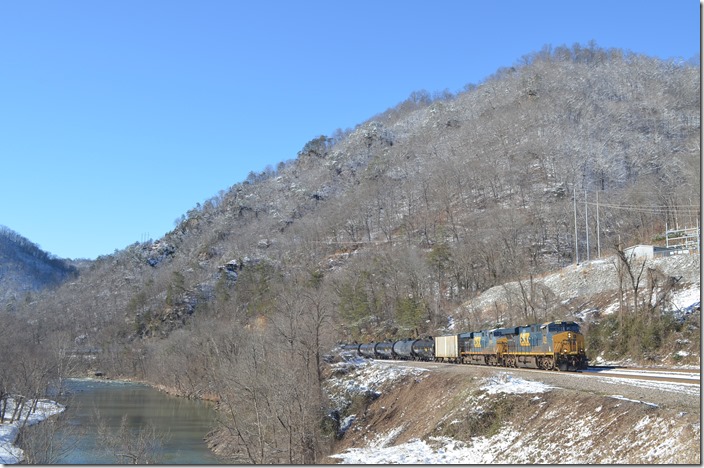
[{"x1": 434, "y1": 335, "x2": 459, "y2": 362}]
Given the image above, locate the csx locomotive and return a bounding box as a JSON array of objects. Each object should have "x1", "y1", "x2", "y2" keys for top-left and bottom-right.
[{"x1": 342, "y1": 320, "x2": 588, "y2": 371}]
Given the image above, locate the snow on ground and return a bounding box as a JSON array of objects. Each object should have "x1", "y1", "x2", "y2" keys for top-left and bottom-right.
[
  {"x1": 332, "y1": 401, "x2": 700, "y2": 464},
  {"x1": 330, "y1": 367, "x2": 701, "y2": 464},
  {"x1": 329, "y1": 430, "x2": 522, "y2": 464},
  {"x1": 328, "y1": 357, "x2": 427, "y2": 396},
  {"x1": 329, "y1": 371, "x2": 554, "y2": 464},
  {"x1": 610, "y1": 394, "x2": 659, "y2": 408},
  {"x1": 480, "y1": 372, "x2": 555, "y2": 394},
  {"x1": 669, "y1": 284, "x2": 700, "y2": 311},
  {"x1": 326, "y1": 357, "x2": 429, "y2": 439},
  {"x1": 462, "y1": 254, "x2": 700, "y2": 322},
  {"x1": 0, "y1": 398, "x2": 65, "y2": 464},
  {"x1": 601, "y1": 301, "x2": 620, "y2": 316},
  {"x1": 588, "y1": 375, "x2": 700, "y2": 396},
  {"x1": 584, "y1": 367, "x2": 700, "y2": 381},
  {"x1": 591, "y1": 281, "x2": 699, "y2": 321}
]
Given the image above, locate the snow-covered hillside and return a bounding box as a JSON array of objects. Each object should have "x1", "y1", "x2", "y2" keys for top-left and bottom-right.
[
  {"x1": 457, "y1": 253, "x2": 700, "y2": 327},
  {"x1": 0, "y1": 226, "x2": 78, "y2": 304},
  {"x1": 324, "y1": 358, "x2": 700, "y2": 464}
]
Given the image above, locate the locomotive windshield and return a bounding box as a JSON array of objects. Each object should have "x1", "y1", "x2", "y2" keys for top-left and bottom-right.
[{"x1": 547, "y1": 323, "x2": 580, "y2": 333}]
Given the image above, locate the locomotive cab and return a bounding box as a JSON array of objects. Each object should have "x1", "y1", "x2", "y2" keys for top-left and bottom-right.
[{"x1": 541, "y1": 321, "x2": 588, "y2": 370}]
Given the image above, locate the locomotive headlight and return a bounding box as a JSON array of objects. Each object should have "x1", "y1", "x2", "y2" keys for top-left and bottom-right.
[{"x1": 568, "y1": 333, "x2": 572, "y2": 339}]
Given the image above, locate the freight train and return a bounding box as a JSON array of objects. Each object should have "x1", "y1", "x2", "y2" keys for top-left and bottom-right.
[{"x1": 342, "y1": 320, "x2": 588, "y2": 371}]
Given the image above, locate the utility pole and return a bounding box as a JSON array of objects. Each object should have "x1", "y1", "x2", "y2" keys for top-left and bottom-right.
[
  {"x1": 585, "y1": 190, "x2": 590, "y2": 262},
  {"x1": 596, "y1": 190, "x2": 601, "y2": 258},
  {"x1": 573, "y1": 188, "x2": 579, "y2": 264}
]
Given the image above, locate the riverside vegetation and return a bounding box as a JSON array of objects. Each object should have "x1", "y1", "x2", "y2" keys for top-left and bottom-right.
[{"x1": 0, "y1": 43, "x2": 699, "y2": 463}]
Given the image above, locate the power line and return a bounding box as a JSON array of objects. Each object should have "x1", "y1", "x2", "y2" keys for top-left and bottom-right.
[
  {"x1": 584, "y1": 201, "x2": 700, "y2": 208},
  {"x1": 585, "y1": 201, "x2": 700, "y2": 214}
]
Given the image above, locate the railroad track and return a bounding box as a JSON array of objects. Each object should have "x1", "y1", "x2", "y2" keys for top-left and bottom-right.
[
  {"x1": 582, "y1": 366, "x2": 700, "y2": 385},
  {"x1": 372, "y1": 359, "x2": 700, "y2": 386}
]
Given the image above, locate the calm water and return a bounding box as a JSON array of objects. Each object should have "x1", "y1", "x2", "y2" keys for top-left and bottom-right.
[{"x1": 53, "y1": 378, "x2": 222, "y2": 464}]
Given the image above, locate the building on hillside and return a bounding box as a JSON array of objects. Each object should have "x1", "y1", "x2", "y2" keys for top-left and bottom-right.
[
  {"x1": 624, "y1": 225, "x2": 700, "y2": 259},
  {"x1": 623, "y1": 244, "x2": 693, "y2": 259},
  {"x1": 665, "y1": 225, "x2": 700, "y2": 253}
]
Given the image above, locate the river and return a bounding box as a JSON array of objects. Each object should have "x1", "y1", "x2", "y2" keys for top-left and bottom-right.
[{"x1": 52, "y1": 378, "x2": 222, "y2": 464}]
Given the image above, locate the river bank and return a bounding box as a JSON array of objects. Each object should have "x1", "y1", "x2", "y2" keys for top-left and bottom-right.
[
  {"x1": 1, "y1": 377, "x2": 221, "y2": 464},
  {"x1": 83, "y1": 368, "x2": 220, "y2": 403},
  {"x1": 0, "y1": 397, "x2": 65, "y2": 464}
]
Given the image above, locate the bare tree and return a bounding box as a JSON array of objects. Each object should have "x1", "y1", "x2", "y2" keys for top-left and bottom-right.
[
  {"x1": 17, "y1": 409, "x2": 82, "y2": 464},
  {"x1": 94, "y1": 412, "x2": 170, "y2": 464},
  {"x1": 613, "y1": 245, "x2": 648, "y2": 319}
]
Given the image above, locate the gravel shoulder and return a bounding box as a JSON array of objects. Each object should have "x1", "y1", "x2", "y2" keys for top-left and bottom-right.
[{"x1": 378, "y1": 360, "x2": 701, "y2": 411}]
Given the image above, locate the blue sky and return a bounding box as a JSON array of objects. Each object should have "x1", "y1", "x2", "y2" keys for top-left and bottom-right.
[{"x1": 0, "y1": 0, "x2": 699, "y2": 260}]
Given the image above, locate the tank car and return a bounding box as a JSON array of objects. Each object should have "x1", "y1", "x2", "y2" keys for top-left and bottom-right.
[
  {"x1": 411, "y1": 338, "x2": 435, "y2": 361},
  {"x1": 358, "y1": 342, "x2": 379, "y2": 359},
  {"x1": 340, "y1": 343, "x2": 360, "y2": 355},
  {"x1": 374, "y1": 342, "x2": 395, "y2": 359},
  {"x1": 392, "y1": 338, "x2": 435, "y2": 361},
  {"x1": 392, "y1": 339, "x2": 415, "y2": 360}
]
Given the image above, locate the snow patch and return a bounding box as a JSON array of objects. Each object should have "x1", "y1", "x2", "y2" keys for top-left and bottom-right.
[
  {"x1": 634, "y1": 415, "x2": 651, "y2": 431},
  {"x1": 369, "y1": 426, "x2": 404, "y2": 449},
  {"x1": 610, "y1": 394, "x2": 659, "y2": 408},
  {"x1": 328, "y1": 359, "x2": 427, "y2": 395},
  {"x1": 0, "y1": 398, "x2": 65, "y2": 464},
  {"x1": 601, "y1": 301, "x2": 619, "y2": 316},
  {"x1": 670, "y1": 285, "x2": 701, "y2": 311},
  {"x1": 588, "y1": 375, "x2": 699, "y2": 395},
  {"x1": 330, "y1": 427, "x2": 523, "y2": 464},
  {"x1": 480, "y1": 373, "x2": 555, "y2": 394}
]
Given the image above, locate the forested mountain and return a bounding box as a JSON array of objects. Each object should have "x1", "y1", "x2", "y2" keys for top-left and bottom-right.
[
  {"x1": 0, "y1": 225, "x2": 78, "y2": 306},
  {"x1": 2, "y1": 43, "x2": 699, "y2": 463}
]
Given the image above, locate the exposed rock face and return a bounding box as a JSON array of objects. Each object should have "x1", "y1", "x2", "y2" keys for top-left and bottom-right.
[{"x1": 143, "y1": 241, "x2": 176, "y2": 267}]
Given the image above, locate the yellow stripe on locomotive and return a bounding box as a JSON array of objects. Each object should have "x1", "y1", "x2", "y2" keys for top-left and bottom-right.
[{"x1": 456, "y1": 320, "x2": 587, "y2": 371}]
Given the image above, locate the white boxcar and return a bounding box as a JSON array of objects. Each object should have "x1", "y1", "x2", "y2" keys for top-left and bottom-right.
[{"x1": 434, "y1": 334, "x2": 458, "y2": 361}]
